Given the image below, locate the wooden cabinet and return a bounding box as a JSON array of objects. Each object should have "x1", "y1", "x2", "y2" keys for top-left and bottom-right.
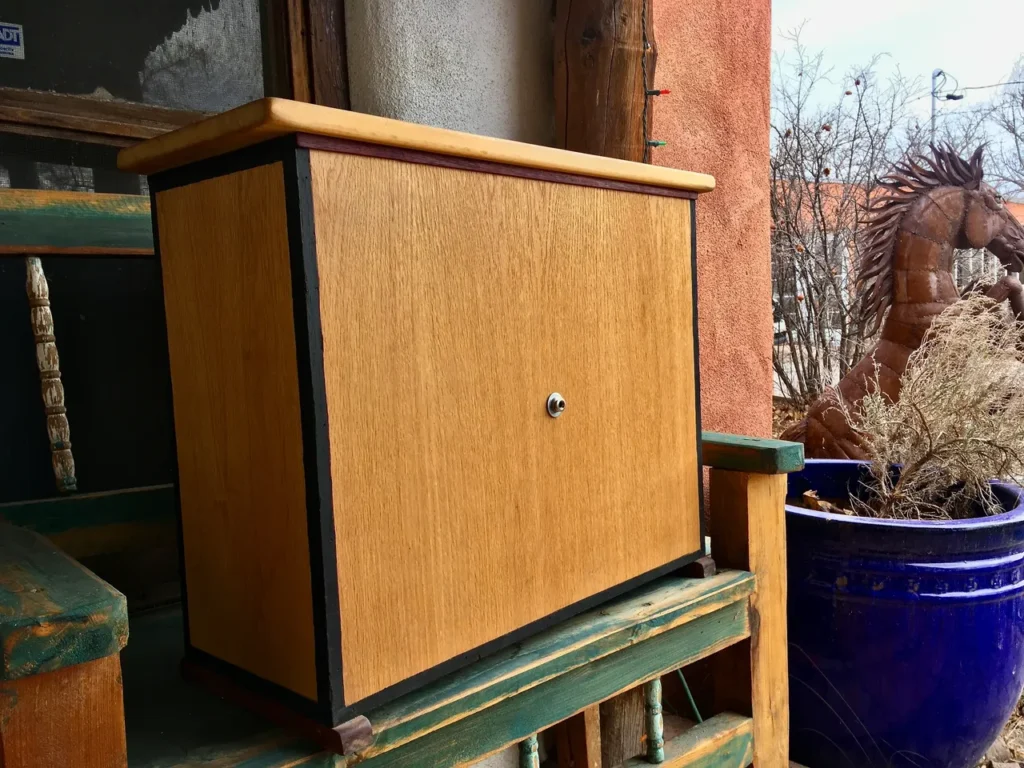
[{"x1": 120, "y1": 98, "x2": 715, "y2": 726}]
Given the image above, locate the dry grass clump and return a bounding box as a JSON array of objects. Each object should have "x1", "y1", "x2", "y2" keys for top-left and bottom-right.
[{"x1": 838, "y1": 296, "x2": 1024, "y2": 520}]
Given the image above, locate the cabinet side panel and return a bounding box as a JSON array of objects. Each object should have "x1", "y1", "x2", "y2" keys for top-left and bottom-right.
[
  {"x1": 155, "y1": 162, "x2": 318, "y2": 701},
  {"x1": 310, "y1": 150, "x2": 701, "y2": 704}
]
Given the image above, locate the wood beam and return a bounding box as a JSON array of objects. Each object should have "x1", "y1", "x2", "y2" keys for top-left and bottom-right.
[
  {"x1": 261, "y1": 0, "x2": 349, "y2": 108},
  {"x1": 555, "y1": 705, "x2": 602, "y2": 768},
  {"x1": 0, "y1": 88, "x2": 201, "y2": 145},
  {"x1": 554, "y1": 0, "x2": 655, "y2": 162},
  {"x1": 709, "y1": 470, "x2": 790, "y2": 767}
]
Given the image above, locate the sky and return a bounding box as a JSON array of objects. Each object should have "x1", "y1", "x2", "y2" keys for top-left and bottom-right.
[{"x1": 772, "y1": 0, "x2": 1024, "y2": 119}]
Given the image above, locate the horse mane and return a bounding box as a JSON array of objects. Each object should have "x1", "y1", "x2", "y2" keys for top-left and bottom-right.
[{"x1": 857, "y1": 144, "x2": 985, "y2": 335}]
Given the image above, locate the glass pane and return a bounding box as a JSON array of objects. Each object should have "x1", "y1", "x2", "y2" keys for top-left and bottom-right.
[{"x1": 0, "y1": 0, "x2": 263, "y2": 113}]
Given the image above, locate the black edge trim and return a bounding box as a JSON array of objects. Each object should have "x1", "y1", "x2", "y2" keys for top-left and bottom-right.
[
  {"x1": 149, "y1": 191, "x2": 190, "y2": 646},
  {"x1": 155, "y1": 136, "x2": 335, "y2": 724},
  {"x1": 282, "y1": 147, "x2": 346, "y2": 724},
  {"x1": 691, "y1": 199, "x2": 707, "y2": 552},
  {"x1": 148, "y1": 136, "x2": 299, "y2": 193}
]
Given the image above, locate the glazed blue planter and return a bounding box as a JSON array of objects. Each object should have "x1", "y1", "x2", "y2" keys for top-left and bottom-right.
[{"x1": 787, "y1": 460, "x2": 1024, "y2": 768}]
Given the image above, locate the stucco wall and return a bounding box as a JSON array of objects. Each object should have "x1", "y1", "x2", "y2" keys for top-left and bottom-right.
[
  {"x1": 345, "y1": 0, "x2": 555, "y2": 145},
  {"x1": 344, "y1": 0, "x2": 772, "y2": 438},
  {"x1": 655, "y1": 0, "x2": 774, "y2": 437}
]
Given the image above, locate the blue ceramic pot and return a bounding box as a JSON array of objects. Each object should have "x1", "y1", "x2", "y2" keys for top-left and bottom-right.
[{"x1": 787, "y1": 460, "x2": 1024, "y2": 768}]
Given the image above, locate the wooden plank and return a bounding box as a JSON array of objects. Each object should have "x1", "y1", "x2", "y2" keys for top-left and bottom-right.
[
  {"x1": 307, "y1": 0, "x2": 350, "y2": 108},
  {"x1": 186, "y1": 574, "x2": 754, "y2": 758},
  {"x1": 0, "y1": 523, "x2": 127, "y2": 680},
  {"x1": 122, "y1": 608, "x2": 335, "y2": 767},
  {"x1": 286, "y1": 0, "x2": 314, "y2": 102},
  {"x1": 0, "y1": 654, "x2": 128, "y2": 768},
  {"x1": 259, "y1": 0, "x2": 301, "y2": 100},
  {"x1": 0, "y1": 87, "x2": 201, "y2": 143},
  {"x1": 0, "y1": 485, "x2": 175, "y2": 537},
  {"x1": 348, "y1": 572, "x2": 753, "y2": 760},
  {"x1": 599, "y1": 688, "x2": 645, "y2": 765},
  {"x1": 155, "y1": 163, "x2": 318, "y2": 702},
  {"x1": 709, "y1": 472, "x2": 789, "y2": 768},
  {"x1": 0, "y1": 487, "x2": 177, "y2": 589},
  {"x1": 554, "y1": 0, "x2": 655, "y2": 162},
  {"x1": 701, "y1": 432, "x2": 804, "y2": 475},
  {"x1": 621, "y1": 712, "x2": 753, "y2": 768},
  {"x1": 555, "y1": 705, "x2": 601, "y2": 768},
  {"x1": 341, "y1": 599, "x2": 751, "y2": 767},
  {"x1": 120, "y1": 575, "x2": 752, "y2": 767},
  {"x1": 0, "y1": 189, "x2": 154, "y2": 255},
  {"x1": 117, "y1": 98, "x2": 715, "y2": 193},
  {"x1": 310, "y1": 149, "x2": 702, "y2": 703}
]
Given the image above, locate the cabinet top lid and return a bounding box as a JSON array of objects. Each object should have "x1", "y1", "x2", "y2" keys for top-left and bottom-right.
[{"x1": 118, "y1": 98, "x2": 715, "y2": 193}]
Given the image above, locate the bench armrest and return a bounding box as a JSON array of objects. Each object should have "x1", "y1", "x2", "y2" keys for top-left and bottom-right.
[{"x1": 702, "y1": 431, "x2": 804, "y2": 475}]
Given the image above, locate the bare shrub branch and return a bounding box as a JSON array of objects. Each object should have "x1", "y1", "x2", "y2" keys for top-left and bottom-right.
[
  {"x1": 771, "y1": 29, "x2": 927, "y2": 403},
  {"x1": 835, "y1": 297, "x2": 1024, "y2": 520}
]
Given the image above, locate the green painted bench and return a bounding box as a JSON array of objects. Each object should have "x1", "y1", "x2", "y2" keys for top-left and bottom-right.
[
  {"x1": 125, "y1": 571, "x2": 756, "y2": 767},
  {"x1": 0, "y1": 522, "x2": 130, "y2": 767},
  {"x1": 119, "y1": 433, "x2": 802, "y2": 768},
  {"x1": 0, "y1": 189, "x2": 177, "y2": 608}
]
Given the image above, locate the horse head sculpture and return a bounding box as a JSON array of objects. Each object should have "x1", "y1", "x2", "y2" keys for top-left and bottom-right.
[{"x1": 783, "y1": 145, "x2": 1024, "y2": 459}]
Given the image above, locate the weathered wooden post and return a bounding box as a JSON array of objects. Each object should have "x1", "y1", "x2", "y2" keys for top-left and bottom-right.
[{"x1": 555, "y1": 0, "x2": 656, "y2": 163}]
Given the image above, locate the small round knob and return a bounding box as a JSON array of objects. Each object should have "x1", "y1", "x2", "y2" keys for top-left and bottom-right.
[{"x1": 547, "y1": 392, "x2": 566, "y2": 418}]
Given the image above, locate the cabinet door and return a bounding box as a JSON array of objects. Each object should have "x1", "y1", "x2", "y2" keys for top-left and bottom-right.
[{"x1": 311, "y1": 150, "x2": 702, "y2": 704}]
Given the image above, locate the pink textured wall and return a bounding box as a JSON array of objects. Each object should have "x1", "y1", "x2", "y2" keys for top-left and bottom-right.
[{"x1": 655, "y1": 0, "x2": 773, "y2": 437}]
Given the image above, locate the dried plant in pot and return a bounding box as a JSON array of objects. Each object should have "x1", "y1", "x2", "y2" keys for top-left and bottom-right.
[{"x1": 785, "y1": 297, "x2": 1024, "y2": 768}]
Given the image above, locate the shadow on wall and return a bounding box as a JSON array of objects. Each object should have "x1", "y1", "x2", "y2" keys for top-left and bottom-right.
[{"x1": 345, "y1": 0, "x2": 556, "y2": 145}]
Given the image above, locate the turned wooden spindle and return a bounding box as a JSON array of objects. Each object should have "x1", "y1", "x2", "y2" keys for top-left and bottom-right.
[
  {"x1": 25, "y1": 256, "x2": 77, "y2": 492},
  {"x1": 519, "y1": 734, "x2": 540, "y2": 768},
  {"x1": 644, "y1": 678, "x2": 665, "y2": 763}
]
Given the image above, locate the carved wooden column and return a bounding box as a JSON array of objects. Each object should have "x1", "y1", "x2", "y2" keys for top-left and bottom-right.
[
  {"x1": 25, "y1": 256, "x2": 76, "y2": 492},
  {"x1": 555, "y1": 0, "x2": 656, "y2": 162}
]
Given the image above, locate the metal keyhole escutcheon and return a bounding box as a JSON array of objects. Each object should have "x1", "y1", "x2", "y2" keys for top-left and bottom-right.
[{"x1": 547, "y1": 392, "x2": 566, "y2": 418}]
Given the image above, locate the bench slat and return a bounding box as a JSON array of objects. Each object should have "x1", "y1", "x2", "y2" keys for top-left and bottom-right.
[{"x1": 0, "y1": 523, "x2": 127, "y2": 680}]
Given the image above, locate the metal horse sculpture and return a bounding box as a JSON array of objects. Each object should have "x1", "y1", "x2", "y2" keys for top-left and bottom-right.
[{"x1": 782, "y1": 146, "x2": 1024, "y2": 459}]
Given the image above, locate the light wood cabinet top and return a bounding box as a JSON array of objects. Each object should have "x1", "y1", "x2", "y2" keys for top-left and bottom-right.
[{"x1": 118, "y1": 98, "x2": 716, "y2": 194}]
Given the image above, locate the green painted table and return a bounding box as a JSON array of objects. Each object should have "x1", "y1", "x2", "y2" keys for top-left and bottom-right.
[{"x1": 124, "y1": 570, "x2": 758, "y2": 767}]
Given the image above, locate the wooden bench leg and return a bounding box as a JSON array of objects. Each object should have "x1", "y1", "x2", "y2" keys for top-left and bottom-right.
[
  {"x1": 0, "y1": 655, "x2": 127, "y2": 768},
  {"x1": 556, "y1": 705, "x2": 601, "y2": 768},
  {"x1": 644, "y1": 678, "x2": 665, "y2": 763},
  {"x1": 708, "y1": 470, "x2": 789, "y2": 767},
  {"x1": 519, "y1": 734, "x2": 540, "y2": 768}
]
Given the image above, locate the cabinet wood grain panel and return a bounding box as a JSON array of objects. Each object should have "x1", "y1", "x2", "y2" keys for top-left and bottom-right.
[
  {"x1": 155, "y1": 163, "x2": 318, "y2": 701},
  {"x1": 309, "y1": 150, "x2": 701, "y2": 703}
]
